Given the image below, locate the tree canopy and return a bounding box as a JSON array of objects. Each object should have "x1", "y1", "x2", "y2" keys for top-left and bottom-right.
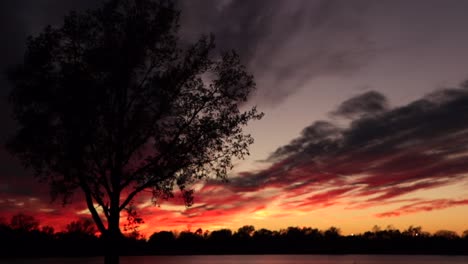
[{"x1": 6, "y1": 1, "x2": 262, "y2": 258}]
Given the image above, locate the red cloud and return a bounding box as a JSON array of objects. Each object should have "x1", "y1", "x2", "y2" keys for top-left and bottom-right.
[{"x1": 375, "y1": 199, "x2": 468, "y2": 218}]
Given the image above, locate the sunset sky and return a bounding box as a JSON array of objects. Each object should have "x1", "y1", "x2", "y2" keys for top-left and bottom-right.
[{"x1": 1, "y1": 0, "x2": 468, "y2": 237}]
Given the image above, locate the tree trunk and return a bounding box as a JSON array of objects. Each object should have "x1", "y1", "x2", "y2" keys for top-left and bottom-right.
[
  {"x1": 104, "y1": 225, "x2": 121, "y2": 264},
  {"x1": 104, "y1": 254, "x2": 119, "y2": 264},
  {"x1": 104, "y1": 205, "x2": 121, "y2": 264}
]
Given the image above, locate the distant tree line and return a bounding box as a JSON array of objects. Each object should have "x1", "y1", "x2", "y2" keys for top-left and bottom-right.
[{"x1": 1, "y1": 213, "x2": 467, "y2": 258}]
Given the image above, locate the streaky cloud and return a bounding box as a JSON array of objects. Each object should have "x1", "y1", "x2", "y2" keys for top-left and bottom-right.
[
  {"x1": 213, "y1": 84, "x2": 468, "y2": 218},
  {"x1": 375, "y1": 199, "x2": 468, "y2": 218}
]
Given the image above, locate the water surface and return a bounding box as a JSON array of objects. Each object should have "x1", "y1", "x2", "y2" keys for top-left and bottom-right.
[{"x1": 2, "y1": 255, "x2": 468, "y2": 264}]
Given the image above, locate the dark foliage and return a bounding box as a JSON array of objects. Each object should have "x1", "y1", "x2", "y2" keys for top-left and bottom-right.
[{"x1": 1, "y1": 216, "x2": 467, "y2": 258}]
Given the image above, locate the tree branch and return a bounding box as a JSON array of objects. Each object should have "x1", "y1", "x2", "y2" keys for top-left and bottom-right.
[
  {"x1": 81, "y1": 182, "x2": 107, "y2": 234},
  {"x1": 121, "y1": 86, "x2": 216, "y2": 189},
  {"x1": 119, "y1": 183, "x2": 149, "y2": 211},
  {"x1": 90, "y1": 189, "x2": 110, "y2": 219}
]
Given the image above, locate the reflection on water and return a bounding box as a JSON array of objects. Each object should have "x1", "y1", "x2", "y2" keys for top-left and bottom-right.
[{"x1": 2, "y1": 255, "x2": 468, "y2": 264}]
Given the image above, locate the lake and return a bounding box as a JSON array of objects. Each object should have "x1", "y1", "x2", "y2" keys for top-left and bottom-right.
[{"x1": 2, "y1": 255, "x2": 468, "y2": 264}]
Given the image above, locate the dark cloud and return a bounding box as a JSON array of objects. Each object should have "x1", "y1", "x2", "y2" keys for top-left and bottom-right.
[
  {"x1": 269, "y1": 121, "x2": 342, "y2": 160},
  {"x1": 0, "y1": 0, "x2": 99, "y2": 149},
  {"x1": 331, "y1": 91, "x2": 389, "y2": 119},
  {"x1": 212, "y1": 85, "x2": 468, "y2": 215},
  {"x1": 0, "y1": 0, "x2": 99, "y2": 73},
  {"x1": 0, "y1": 1, "x2": 102, "y2": 211},
  {"x1": 178, "y1": 0, "x2": 376, "y2": 104},
  {"x1": 0, "y1": 0, "x2": 92, "y2": 222}
]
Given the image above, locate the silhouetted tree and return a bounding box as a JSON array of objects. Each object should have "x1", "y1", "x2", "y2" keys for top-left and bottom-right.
[
  {"x1": 206, "y1": 228, "x2": 233, "y2": 253},
  {"x1": 1, "y1": 223, "x2": 468, "y2": 256},
  {"x1": 10, "y1": 213, "x2": 39, "y2": 232},
  {"x1": 372, "y1": 225, "x2": 382, "y2": 233},
  {"x1": 177, "y1": 230, "x2": 204, "y2": 252},
  {"x1": 253, "y1": 228, "x2": 274, "y2": 239},
  {"x1": 148, "y1": 230, "x2": 176, "y2": 253},
  {"x1": 209, "y1": 228, "x2": 233, "y2": 241},
  {"x1": 6, "y1": 0, "x2": 262, "y2": 263},
  {"x1": 434, "y1": 230, "x2": 459, "y2": 239},
  {"x1": 463, "y1": 230, "x2": 468, "y2": 239},
  {"x1": 303, "y1": 227, "x2": 322, "y2": 240},
  {"x1": 149, "y1": 230, "x2": 175, "y2": 242},
  {"x1": 252, "y1": 228, "x2": 276, "y2": 252},
  {"x1": 122, "y1": 205, "x2": 144, "y2": 239},
  {"x1": 402, "y1": 225, "x2": 428, "y2": 237},
  {"x1": 194, "y1": 227, "x2": 203, "y2": 236},
  {"x1": 324, "y1": 226, "x2": 341, "y2": 239},
  {"x1": 66, "y1": 218, "x2": 97, "y2": 236},
  {"x1": 41, "y1": 225, "x2": 55, "y2": 236},
  {"x1": 236, "y1": 225, "x2": 255, "y2": 239}
]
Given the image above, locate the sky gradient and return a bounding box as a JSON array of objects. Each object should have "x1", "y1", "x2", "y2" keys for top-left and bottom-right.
[{"x1": 1, "y1": 0, "x2": 468, "y2": 236}]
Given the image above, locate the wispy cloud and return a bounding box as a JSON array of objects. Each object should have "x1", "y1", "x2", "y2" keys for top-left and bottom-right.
[
  {"x1": 179, "y1": 0, "x2": 376, "y2": 104},
  {"x1": 376, "y1": 199, "x2": 468, "y2": 218}
]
